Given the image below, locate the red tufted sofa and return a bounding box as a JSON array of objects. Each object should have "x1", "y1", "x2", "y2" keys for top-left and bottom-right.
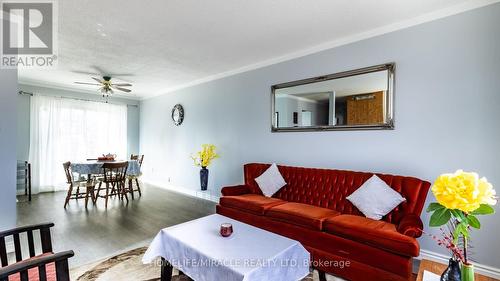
[{"x1": 216, "y1": 163, "x2": 430, "y2": 281}]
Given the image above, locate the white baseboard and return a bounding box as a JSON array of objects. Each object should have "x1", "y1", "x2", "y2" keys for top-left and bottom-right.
[
  {"x1": 143, "y1": 180, "x2": 220, "y2": 203},
  {"x1": 417, "y1": 250, "x2": 500, "y2": 279}
]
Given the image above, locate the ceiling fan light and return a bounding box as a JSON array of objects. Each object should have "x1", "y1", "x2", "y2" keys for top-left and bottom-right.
[{"x1": 76, "y1": 75, "x2": 130, "y2": 101}]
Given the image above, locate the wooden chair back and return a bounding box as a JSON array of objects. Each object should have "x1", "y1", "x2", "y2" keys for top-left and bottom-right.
[
  {"x1": 102, "y1": 162, "x2": 128, "y2": 183},
  {"x1": 0, "y1": 223, "x2": 73, "y2": 281},
  {"x1": 62, "y1": 161, "x2": 73, "y2": 184},
  {"x1": 130, "y1": 154, "x2": 144, "y2": 167},
  {"x1": 17, "y1": 161, "x2": 32, "y2": 201}
]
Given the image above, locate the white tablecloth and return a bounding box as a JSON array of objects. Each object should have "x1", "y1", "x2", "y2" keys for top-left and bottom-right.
[
  {"x1": 71, "y1": 160, "x2": 141, "y2": 176},
  {"x1": 142, "y1": 214, "x2": 310, "y2": 281}
]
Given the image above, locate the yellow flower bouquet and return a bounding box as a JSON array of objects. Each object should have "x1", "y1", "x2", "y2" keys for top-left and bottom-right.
[
  {"x1": 427, "y1": 170, "x2": 497, "y2": 280},
  {"x1": 191, "y1": 144, "x2": 219, "y2": 191},
  {"x1": 191, "y1": 144, "x2": 219, "y2": 168}
]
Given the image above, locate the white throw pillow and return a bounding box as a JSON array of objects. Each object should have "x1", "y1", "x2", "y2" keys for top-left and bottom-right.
[
  {"x1": 255, "y1": 163, "x2": 287, "y2": 197},
  {"x1": 346, "y1": 175, "x2": 406, "y2": 220}
]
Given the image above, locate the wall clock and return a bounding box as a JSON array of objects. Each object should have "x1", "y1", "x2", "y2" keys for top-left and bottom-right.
[{"x1": 171, "y1": 104, "x2": 184, "y2": 126}]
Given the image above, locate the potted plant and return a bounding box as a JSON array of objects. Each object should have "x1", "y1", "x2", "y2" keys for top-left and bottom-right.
[
  {"x1": 427, "y1": 170, "x2": 497, "y2": 281},
  {"x1": 191, "y1": 144, "x2": 219, "y2": 191}
]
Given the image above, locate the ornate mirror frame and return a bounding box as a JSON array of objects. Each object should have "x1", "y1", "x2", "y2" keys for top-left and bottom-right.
[{"x1": 271, "y1": 63, "x2": 395, "y2": 132}]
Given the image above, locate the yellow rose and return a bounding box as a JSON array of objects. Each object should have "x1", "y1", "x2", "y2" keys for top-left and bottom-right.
[
  {"x1": 432, "y1": 170, "x2": 496, "y2": 213},
  {"x1": 478, "y1": 177, "x2": 497, "y2": 206}
]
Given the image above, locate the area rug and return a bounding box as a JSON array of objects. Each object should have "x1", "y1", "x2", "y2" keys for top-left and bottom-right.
[{"x1": 71, "y1": 246, "x2": 341, "y2": 281}]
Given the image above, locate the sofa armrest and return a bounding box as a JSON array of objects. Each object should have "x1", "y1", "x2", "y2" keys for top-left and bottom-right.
[
  {"x1": 397, "y1": 214, "x2": 424, "y2": 238},
  {"x1": 0, "y1": 250, "x2": 74, "y2": 280},
  {"x1": 220, "y1": 185, "x2": 251, "y2": 196}
]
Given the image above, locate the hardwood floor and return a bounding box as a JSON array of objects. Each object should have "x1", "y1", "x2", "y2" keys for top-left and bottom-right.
[{"x1": 16, "y1": 184, "x2": 216, "y2": 267}]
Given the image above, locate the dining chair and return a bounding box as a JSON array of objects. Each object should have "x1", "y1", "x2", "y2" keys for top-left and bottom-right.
[
  {"x1": 0, "y1": 223, "x2": 74, "y2": 281},
  {"x1": 95, "y1": 162, "x2": 129, "y2": 208},
  {"x1": 16, "y1": 161, "x2": 32, "y2": 202},
  {"x1": 24, "y1": 161, "x2": 32, "y2": 202},
  {"x1": 127, "y1": 154, "x2": 144, "y2": 199},
  {"x1": 63, "y1": 162, "x2": 95, "y2": 209}
]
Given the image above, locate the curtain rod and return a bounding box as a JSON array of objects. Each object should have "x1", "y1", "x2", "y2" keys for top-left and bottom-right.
[{"x1": 18, "y1": 91, "x2": 139, "y2": 107}]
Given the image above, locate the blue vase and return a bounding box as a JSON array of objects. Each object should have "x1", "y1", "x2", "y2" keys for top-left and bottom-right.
[
  {"x1": 441, "y1": 259, "x2": 461, "y2": 281},
  {"x1": 200, "y1": 167, "x2": 209, "y2": 191}
]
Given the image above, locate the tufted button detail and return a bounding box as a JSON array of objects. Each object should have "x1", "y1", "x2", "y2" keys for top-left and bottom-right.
[{"x1": 243, "y1": 163, "x2": 431, "y2": 224}]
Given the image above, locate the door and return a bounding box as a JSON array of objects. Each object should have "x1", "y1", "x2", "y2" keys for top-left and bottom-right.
[{"x1": 346, "y1": 91, "x2": 384, "y2": 125}]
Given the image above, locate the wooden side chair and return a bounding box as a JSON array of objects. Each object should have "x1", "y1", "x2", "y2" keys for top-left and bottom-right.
[
  {"x1": 0, "y1": 223, "x2": 74, "y2": 281},
  {"x1": 16, "y1": 161, "x2": 32, "y2": 202},
  {"x1": 62, "y1": 162, "x2": 95, "y2": 209},
  {"x1": 127, "y1": 154, "x2": 144, "y2": 199},
  {"x1": 95, "y1": 162, "x2": 129, "y2": 208},
  {"x1": 23, "y1": 162, "x2": 32, "y2": 202}
]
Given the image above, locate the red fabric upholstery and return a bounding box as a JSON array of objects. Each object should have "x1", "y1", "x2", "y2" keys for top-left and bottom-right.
[
  {"x1": 219, "y1": 194, "x2": 285, "y2": 215},
  {"x1": 218, "y1": 163, "x2": 431, "y2": 281},
  {"x1": 217, "y1": 205, "x2": 412, "y2": 281},
  {"x1": 265, "y1": 202, "x2": 340, "y2": 230},
  {"x1": 8, "y1": 253, "x2": 56, "y2": 281},
  {"x1": 323, "y1": 215, "x2": 420, "y2": 256},
  {"x1": 397, "y1": 214, "x2": 424, "y2": 238},
  {"x1": 309, "y1": 247, "x2": 409, "y2": 281},
  {"x1": 220, "y1": 184, "x2": 251, "y2": 196},
  {"x1": 244, "y1": 163, "x2": 430, "y2": 225}
]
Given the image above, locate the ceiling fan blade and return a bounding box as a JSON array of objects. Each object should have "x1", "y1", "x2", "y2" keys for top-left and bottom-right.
[
  {"x1": 92, "y1": 77, "x2": 103, "y2": 83},
  {"x1": 72, "y1": 70, "x2": 101, "y2": 76},
  {"x1": 106, "y1": 73, "x2": 135, "y2": 77},
  {"x1": 91, "y1": 65, "x2": 108, "y2": 75},
  {"x1": 111, "y1": 83, "x2": 132, "y2": 87},
  {"x1": 75, "y1": 82, "x2": 101, "y2": 85},
  {"x1": 112, "y1": 86, "x2": 132, "y2": 93},
  {"x1": 90, "y1": 65, "x2": 134, "y2": 77}
]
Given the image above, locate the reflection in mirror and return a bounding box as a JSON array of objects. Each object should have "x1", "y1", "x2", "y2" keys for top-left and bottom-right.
[{"x1": 272, "y1": 64, "x2": 394, "y2": 131}]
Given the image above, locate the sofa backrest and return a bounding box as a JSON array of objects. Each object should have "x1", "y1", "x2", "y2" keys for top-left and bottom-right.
[{"x1": 243, "y1": 163, "x2": 431, "y2": 224}]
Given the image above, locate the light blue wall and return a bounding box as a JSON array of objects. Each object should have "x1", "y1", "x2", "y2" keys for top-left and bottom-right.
[
  {"x1": 0, "y1": 69, "x2": 18, "y2": 230},
  {"x1": 140, "y1": 4, "x2": 500, "y2": 267},
  {"x1": 127, "y1": 101, "x2": 141, "y2": 156},
  {"x1": 17, "y1": 84, "x2": 141, "y2": 169}
]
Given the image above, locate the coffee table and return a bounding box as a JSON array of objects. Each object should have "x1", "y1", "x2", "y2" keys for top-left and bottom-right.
[{"x1": 142, "y1": 214, "x2": 310, "y2": 281}]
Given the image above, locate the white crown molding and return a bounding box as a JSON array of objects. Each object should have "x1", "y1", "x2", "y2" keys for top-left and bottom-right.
[
  {"x1": 418, "y1": 249, "x2": 500, "y2": 279},
  {"x1": 145, "y1": 0, "x2": 500, "y2": 100},
  {"x1": 19, "y1": 79, "x2": 142, "y2": 102}
]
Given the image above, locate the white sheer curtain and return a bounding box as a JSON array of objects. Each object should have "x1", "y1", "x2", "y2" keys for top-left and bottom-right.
[{"x1": 29, "y1": 94, "x2": 127, "y2": 193}]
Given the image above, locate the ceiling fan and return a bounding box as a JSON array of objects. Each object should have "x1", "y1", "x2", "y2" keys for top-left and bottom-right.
[{"x1": 74, "y1": 76, "x2": 132, "y2": 97}]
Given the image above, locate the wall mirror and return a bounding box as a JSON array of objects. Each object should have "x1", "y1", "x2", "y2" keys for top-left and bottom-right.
[{"x1": 271, "y1": 63, "x2": 394, "y2": 132}]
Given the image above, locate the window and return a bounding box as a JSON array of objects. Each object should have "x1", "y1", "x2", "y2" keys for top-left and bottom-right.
[{"x1": 29, "y1": 94, "x2": 127, "y2": 192}]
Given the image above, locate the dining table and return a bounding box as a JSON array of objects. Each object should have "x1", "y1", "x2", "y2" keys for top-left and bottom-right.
[{"x1": 71, "y1": 160, "x2": 142, "y2": 177}]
